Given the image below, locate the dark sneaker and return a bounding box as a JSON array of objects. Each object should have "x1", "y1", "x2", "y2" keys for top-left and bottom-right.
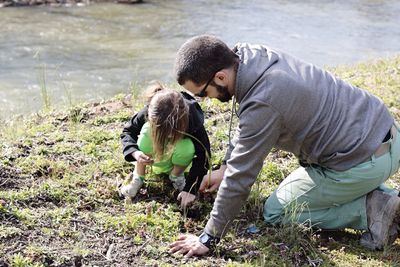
[{"x1": 360, "y1": 190, "x2": 400, "y2": 250}]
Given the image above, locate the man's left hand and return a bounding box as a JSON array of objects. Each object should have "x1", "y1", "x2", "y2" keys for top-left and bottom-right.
[
  {"x1": 169, "y1": 234, "x2": 209, "y2": 257},
  {"x1": 177, "y1": 192, "x2": 196, "y2": 208},
  {"x1": 200, "y1": 165, "x2": 226, "y2": 193}
]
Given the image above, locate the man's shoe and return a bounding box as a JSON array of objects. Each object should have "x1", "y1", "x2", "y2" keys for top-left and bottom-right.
[
  {"x1": 119, "y1": 176, "x2": 144, "y2": 198},
  {"x1": 360, "y1": 190, "x2": 400, "y2": 250},
  {"x1": 169, "y1": 174, "x2": 185, "y2": 191}
]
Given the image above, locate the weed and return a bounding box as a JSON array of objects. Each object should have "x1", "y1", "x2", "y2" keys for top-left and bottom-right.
[
  {"x1": 0, "y1": 225, "x2": 22, "y2": 239},
  {"x1": 8, "y1": 253, "x2": 44, "y2": 267},
  {"x1": 37, "y1": 64, "x2": 51, "y2": 111},
  {"x1": 68, "y1": 106, "x2": 86, "y2": 123},
  {"x1": 91, "y1": 111, "x2": 131, "y2": 126}
]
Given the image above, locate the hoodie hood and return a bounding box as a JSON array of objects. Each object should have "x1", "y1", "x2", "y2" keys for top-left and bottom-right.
[{"x1": 233, "y1": 43, "x2": 279, "y2": 103}]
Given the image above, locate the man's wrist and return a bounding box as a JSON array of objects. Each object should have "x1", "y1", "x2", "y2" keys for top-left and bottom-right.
[{"x1": 198, "y1": 232, "x2": 220, "y2": 250}]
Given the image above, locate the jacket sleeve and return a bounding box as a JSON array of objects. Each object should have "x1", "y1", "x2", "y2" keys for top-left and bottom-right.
[
  {"x1": 120, "y1": 107, "x2": 147, "y2": 162},
  {"x1": 204, "y1": 101, "x2": 281, "y2": 238},
  {"x1": 183, "y1": 125, "x2": 211, "y2": 194}
]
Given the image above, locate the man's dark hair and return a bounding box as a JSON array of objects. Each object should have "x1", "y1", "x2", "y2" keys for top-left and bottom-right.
[{"x1": 174, "y1": 35, "x2": 239, "y2": 85}]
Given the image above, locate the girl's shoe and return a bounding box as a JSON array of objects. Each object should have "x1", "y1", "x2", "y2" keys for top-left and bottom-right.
[{"x1": 119, "y1": 176, "x2": 144, "y2": 198}]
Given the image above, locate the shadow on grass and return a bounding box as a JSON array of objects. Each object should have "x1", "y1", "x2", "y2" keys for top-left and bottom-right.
[
  {"x1": 316, "y1": 229, "x2": 400, "y2": 266},
  {"x1": 220, "y1": 222, "x2": 399, "y2": 266}
]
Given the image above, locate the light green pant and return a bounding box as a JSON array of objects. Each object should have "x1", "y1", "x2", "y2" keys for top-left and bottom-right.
[
  {"x1": 138, "y1": 122, "x2": 195, "y2": 174},
  {"x1": 264, "y1": 122, "x2": 400, "y2": 230}
]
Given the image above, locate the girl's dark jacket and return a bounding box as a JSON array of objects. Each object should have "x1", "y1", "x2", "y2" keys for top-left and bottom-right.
[{"x1": 120, "y1": 92, "x2": 211, "y2": 194}]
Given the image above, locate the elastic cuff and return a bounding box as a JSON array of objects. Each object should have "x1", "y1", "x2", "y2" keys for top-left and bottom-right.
[
  {"x1": 123, "y1": 148, "x2": 138, "y2": 162},
  {"x1": 134, "y1": 174, "x2": 145, "y2": 182},
  {"x1": 169, "y1": 174, "x2": 184, "y2": 180}
]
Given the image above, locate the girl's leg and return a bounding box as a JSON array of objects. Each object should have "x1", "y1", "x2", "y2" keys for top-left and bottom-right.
[
  {"x1": 171, "y1": 138, "x2": 195, "y2": 167},
  {"x1": 171, "y1": 165, "x2": 187, "y2": 176},
  {"x1": 170, "y1": 138, "x2": 195, "y2": 191},
  {"x1": 120, "y1": 162, "x2": 146, "y2": 198},
  {"x1": 170, "y1": 165, "x2": 188, "y2": 191}
]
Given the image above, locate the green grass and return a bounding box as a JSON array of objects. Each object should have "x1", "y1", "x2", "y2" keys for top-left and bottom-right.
[{"x1": 0, "y1": 55, "x2": 400, "y2": 266}]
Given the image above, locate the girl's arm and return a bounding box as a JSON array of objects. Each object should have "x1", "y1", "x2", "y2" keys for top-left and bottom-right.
[
  {"x1": 183, "y1": 125, "x2": 211, "y2": 194},
  {"x1": 120, "y1": 107, "x2": 147, "y2": 162}
]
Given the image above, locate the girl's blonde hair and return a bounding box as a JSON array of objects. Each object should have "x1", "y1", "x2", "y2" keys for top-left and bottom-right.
[
  {"x1": 144, "y1": 81, "x2": 165, "y2": 104},
  {"x1": 146, "y1": 82, "x2": 189, "y2": 161}
]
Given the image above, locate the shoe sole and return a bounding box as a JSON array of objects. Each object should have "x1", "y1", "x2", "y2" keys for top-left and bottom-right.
[{"x1": 384, "y1": 196, "x2": 400, "y2": 240}]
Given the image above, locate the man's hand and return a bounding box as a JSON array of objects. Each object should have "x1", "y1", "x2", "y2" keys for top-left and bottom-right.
[
  {"x1": 132, "y1": 151, "x2": 154, "y2": 165},
  {"x1": 169, "y1": 234, "x2": 209, "y2": 258},
  {"x1": 177, "y1": 191, "x2": 196, "y2": 208},
  {"x1": 199, "y1": 165, "x2": 227, "y2": 193}
]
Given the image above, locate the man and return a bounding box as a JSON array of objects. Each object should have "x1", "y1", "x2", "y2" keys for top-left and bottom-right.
[{"x1": 169, "y1": 35, "x2": 400, "y2": 257}]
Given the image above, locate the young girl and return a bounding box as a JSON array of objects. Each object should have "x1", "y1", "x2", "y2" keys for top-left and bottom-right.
[{"x1": 120, "y1": 82, "x2": 210, "y2": 207}]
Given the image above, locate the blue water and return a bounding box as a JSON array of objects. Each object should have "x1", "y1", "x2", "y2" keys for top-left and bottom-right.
[{"x1": 0, "y1": 0, "x2": 399, "y2": 117}]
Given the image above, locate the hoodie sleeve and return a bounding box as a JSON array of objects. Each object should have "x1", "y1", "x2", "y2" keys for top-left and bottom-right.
[
  {"x1": 183, "y1": 124, "x2": 211, "y2": 194},
  {"x1": 182, "y1": 94, "x2": 211, "y2": 194},
  {"x1": 204, "y1": 101, "x2": 281, "y2": 238},
  {"x1": 120, "y1": 107, "x2": 147, "y2": 162}
]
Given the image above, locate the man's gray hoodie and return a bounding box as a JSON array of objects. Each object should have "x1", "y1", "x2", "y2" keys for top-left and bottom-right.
[{"x1": 204, "y1": 43, "x2": 394, "y2": 238}]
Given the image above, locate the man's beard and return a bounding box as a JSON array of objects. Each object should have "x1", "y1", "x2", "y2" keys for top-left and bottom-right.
[{"x1": 211, "y1": 81, "x2": 232, "y2": 102}]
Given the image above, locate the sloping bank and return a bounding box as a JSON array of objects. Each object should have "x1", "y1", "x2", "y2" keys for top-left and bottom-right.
[{"x1": 0, "y1": 56, "x2": 399, "y2": 266}]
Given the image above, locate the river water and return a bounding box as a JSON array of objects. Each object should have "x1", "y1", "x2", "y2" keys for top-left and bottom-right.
[{"x1": 1, "y1": 0, "x2": 400, "y2": 118}]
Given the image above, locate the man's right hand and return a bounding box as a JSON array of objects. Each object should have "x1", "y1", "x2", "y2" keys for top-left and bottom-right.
[
  {"x1": 199, "y1": 165, "x2": 227, "y2": 193},
  {"x1": 132, "y1": 151, "x2": 154, "y2": 165}
]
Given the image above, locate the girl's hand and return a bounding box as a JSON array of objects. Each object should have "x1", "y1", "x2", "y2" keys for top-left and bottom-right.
[
  {"x1": 132, "y1": 151, "x2": 154, "y2": 165},
  {"x1": 177, "y1": 191, "x2": 196, "y2": 208}
]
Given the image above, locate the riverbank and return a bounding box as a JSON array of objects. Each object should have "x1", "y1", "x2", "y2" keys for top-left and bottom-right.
[
  {"x1": 0, "y1": 0, "x2": 142, "y2": 7},
  {"x1": 0, "y1": 56, "x2": 399, "y2": 266}
]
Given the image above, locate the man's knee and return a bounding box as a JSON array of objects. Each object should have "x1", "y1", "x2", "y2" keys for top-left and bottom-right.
[{"x1": 263, "y1": 191, "x2": 284, "y2": 225}]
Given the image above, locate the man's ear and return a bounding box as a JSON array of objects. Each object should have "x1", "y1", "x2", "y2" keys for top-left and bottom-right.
[{"x1": 215, "y1": 70, "x2": 228, "y2": 84}]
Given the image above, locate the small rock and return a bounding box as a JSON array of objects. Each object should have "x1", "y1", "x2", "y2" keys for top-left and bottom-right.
[{"x1": 246, "y1": 224, "x2": 259, "y2": 234}]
